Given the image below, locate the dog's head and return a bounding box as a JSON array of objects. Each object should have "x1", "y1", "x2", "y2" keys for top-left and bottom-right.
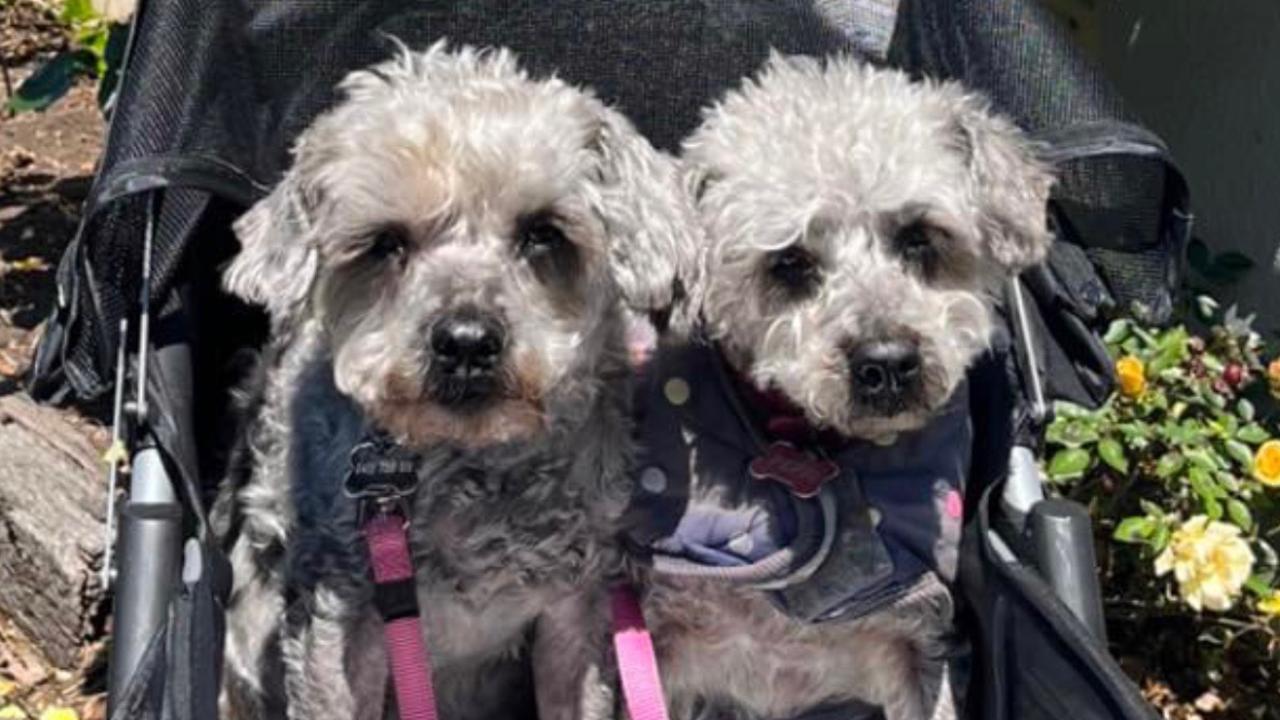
[
  {"x1": 225, "y1": 41, "x2": 697, "y2": 449},
  {"x1": 683, "y1": 54, "x2": 1054, "y2": 441}
]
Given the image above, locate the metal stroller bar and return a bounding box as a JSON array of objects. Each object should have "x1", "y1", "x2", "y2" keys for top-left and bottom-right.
[{"x1": 105, "y1": 191, "x2": 185, "y2": 715}]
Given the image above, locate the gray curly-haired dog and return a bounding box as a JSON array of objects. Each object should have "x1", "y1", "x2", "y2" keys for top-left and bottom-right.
[
  {"x1": 636, "y1": 54, "x2": 1055, "y2": 719},
  {"x1": 215, "y1": 41, "x2": 696, "y2": 720}
]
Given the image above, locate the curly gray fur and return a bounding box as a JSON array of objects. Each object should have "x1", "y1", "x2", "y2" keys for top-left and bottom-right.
[
  {"x1": 217, "y1": 40, "x2": 699, "y2": 720},
  {"x1": 638, "y1": 53, "x2": 1057, "y2": 720}
]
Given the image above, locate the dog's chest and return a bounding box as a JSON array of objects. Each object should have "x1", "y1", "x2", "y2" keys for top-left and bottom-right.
[
  {"x1": 410, "y1": 463, "x2": 608, "y2": 598},
  {"x1": 643, "y1": 578, "x2": 901, "y2": 717}
]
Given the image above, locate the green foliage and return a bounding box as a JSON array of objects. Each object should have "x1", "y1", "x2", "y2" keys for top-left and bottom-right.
[
  {"x1": 7, "y1": 2, "x2": 128, "y2": 114},
  {"x1": 1045, "y1": 296, "x2": 1280, "y2": 694}
]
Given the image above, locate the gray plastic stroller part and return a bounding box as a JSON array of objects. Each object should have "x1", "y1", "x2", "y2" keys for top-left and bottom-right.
[
  {"x1": 1002, "y1": 446, "x2": 1047, "y2": 531},
  {"x1": 1028, "y1": 499, "x2": 1108, "y2": 643},
  {"x1": 107, "y1": 444, "x2": 182, "y2": 712}
]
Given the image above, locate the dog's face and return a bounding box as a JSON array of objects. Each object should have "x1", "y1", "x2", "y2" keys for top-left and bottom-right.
[
  {"x1": 225, "y1": 42, "x2": 695, "y2": 449},
  {"x1": 684, "y1": 54, "x2": 1054, "y2": 440}
]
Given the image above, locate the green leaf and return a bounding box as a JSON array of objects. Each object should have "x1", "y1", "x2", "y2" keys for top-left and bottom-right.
[
  {"x1": 1097, "y1": 438, "x2": 1129, "y2": 474},
  {"x1": 1224, "y1": 439, "x2": 1255, "y2": 471},
  {"x1": 1113, "y1": 516, "x2": 1155, "y2": 544},
  {"x1": 1139, "y1": 499, "x2": 1166, "y2": 518},
  {"x1": 1205, "y1": 495, "x2": 1224, "y2": 520},
  {"x1": 1237, "y1": 398, "x2": 1256, "y2": 423},
  {"x1": 1237, "y1": 423, "x2": 1270, "y2": 445},
  {"x1": 6, "y1": 52, "x2": 85, "y2": 112},
  {"x1": 1245, "y1": 575, "x2": 1273, "y2": 597},
  {"x1": 1131, "y1": 325, "x2": 1159, "y2": 348},
  {"x1": 1217, "y1": 472, "x2": 1242, "y2": 493},
  {"x1": 1103, "y1": 319, "x2": 1131, "y2": 345},
  {"x1": 1151, "y1": 522, "x2": 1172, "y2": 552},
  {"x1": 1155, "y1": 452, "x2": 1185, "y2": 479},
  {"x1": 1188, "y1": 467, "x2": 1225, "y2": 500},
  {"x1": 60, "y1": 0, "x2": 99, "y2": 25},
  {"x1": 1045, "y1": 419, "x2": 1100, "y2": 449},
  {"x1": 1052, "y1": 401, "x2": 1094, "y2": 420},
  {"x1": 1148, "y1": 327, "x2": 1190, "y2": 375},
  {"x1": 1185, "y1": 449, "x2": 1220, "y2": 473},
  {"x1": 1226, "y1": 499, "x2": 1253, "y2": 532},
  {"x1": 1047, "y1": 448, "x2": 1091, "y2": 481}
]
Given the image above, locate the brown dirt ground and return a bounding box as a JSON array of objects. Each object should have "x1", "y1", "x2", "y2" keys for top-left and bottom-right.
[{"x1": 1, "y1": 2, "x2": 108, "y2": 718}]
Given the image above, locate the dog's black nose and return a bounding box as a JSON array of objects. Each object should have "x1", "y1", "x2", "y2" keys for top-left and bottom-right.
[
  {"x1": 849, "y1": 340, "x2": 921, "y2": 403},
  {"x1": 430, "y1": 314, "x2": 505, "y2": 378}
]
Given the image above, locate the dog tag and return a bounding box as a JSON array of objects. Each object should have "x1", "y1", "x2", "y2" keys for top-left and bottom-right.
[
  {"x1": 344, "y1": 436, "x2": 421, "y2": 499},
  {"x1": 749, "y1": 442, "x2": 839, "y2": 498}
]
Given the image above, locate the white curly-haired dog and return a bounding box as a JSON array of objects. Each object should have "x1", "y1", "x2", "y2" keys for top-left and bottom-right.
[
  {"x1": 214, "y1": 41, "x2": 696, "y2": 720},
  {"x1": 635, "y1": 54, "x2": 1055, "y2": 719}
]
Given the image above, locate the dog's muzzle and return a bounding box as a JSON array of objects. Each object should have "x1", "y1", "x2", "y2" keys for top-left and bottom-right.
[{"x1": 428, "y1": 310, "x2": 506, "y2": 409}]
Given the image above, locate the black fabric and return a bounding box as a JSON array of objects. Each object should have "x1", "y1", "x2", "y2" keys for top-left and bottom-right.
[
  {"x1": 957, "y1": 485, "x2": 1158, "y2": 720},
  {"x1": 165, "y1": 539, "x2": 231, "y2": 720},
  {"x1": 105, "y1": 538, "x2": 230, "y2": 720}
]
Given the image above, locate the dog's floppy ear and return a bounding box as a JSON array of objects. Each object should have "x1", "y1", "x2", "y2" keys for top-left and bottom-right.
[
  {"x1": 587, "y1": 107, "x2": 702, "y2": 334},
  {"x1": 224, "y1": 171, "x2": 319, "y2": 326},
  {"x1": 955, "y1": 98, "x2": 1055, "y2": 272}
]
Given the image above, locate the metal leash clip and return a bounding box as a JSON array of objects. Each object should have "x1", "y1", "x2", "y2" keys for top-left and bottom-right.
[{"x1": 343, "y1": 434, "x2": 422, "y2": 524}]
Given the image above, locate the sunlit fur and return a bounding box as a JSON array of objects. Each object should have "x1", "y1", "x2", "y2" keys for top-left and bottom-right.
[
  {"x1": 684, "y1": 52, "x2": 1053, "y2": 442},
  {"x1": 641, "y1": 53, "x2": 1056, "y2": 720},
  {"x1": 216, "y1": 41, "x2": 698, "y2": 720}
]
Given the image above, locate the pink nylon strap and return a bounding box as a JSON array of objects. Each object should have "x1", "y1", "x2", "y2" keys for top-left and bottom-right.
[
  {"x1": 611, "y1": 584, "x2": 670, "y2": 720},
  {"x1": 364, "y1": 512, "x2": 439, "y2": 720}
]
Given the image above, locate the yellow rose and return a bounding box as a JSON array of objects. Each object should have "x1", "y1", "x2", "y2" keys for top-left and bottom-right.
[
  {"x1": 1154, "y1": 515, "x2": 1255, "y2": 612},
  {"x1": 1257, "y1": 590, "x2": 1280, "y2": 617},
  {"x1": 1115, "y1": 356, "x2": 1146, "y2": 397},
  {"x1": 1268, "y1": 358, "x2": 1280, "y2": 399},
  {"x1": 1255, "y1": 440, "x2": 1280, "y2": 488}
]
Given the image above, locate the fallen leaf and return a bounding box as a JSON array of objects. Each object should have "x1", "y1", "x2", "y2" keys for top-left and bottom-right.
[
  {"x1": 1192, "y1": 691, "x2": 1224, "y2": 712},
  {"x1": 0, "y1": 706, "x2": 27, "y2": 720},
  {"x1": 38, "y1": 708, "x2": 77, "y2": 720},
  {"x1": 78, "y1": 697, "x2": 104, "y2": 720},
  {"x1": 0, "y1": 681, "x2": 12, "y2": 700},
  {"x1": 4, "y1": 257, "x2": 50, "y2": 273}
]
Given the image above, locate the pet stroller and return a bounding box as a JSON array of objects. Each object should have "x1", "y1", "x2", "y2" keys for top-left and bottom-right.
[{"x1": 26, "y1": 1, "x2": 1189, "y2": 718}]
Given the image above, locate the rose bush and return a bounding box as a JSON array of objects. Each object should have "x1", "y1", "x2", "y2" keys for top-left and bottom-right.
[{"x1": 1044, "y1": 297, "x2": 1280, "y2": 710}]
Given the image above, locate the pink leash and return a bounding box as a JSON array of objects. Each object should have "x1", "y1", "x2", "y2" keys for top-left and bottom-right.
[
  {"x1": 363, "y1": 512, "x2": 439, "y2": 720},
  {"x1": 611, "y1": 584, "x2": 671, "y2": 720}
]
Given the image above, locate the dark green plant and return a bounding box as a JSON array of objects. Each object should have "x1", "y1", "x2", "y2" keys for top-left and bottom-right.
[{"x1": 7, "y1": 0, "x2": 127, "y2": 114}]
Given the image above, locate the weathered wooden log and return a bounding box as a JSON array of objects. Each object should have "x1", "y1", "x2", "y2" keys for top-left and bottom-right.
[{"x1": 0, "y1": 392, "x2": 106, "y2": 669}]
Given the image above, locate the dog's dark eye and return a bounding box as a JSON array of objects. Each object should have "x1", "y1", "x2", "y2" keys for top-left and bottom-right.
[
  {"x1": 517, "y1": 213, "x2": 579, "y2": 280},
  {"x1": 367, "y1": 226, "x2": 409, "y2": 261},
  {"x1": 894, "y1": 222, "x2": 942, "y2": 276},
  {"x1": 766, "y1": 245, "x2": 820, "y2": 297},
  {"x1": 518, "y1": 215, "x2": 568, "y2": 256}
]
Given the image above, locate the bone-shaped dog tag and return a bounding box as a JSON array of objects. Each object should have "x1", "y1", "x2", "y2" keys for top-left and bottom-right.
[
  {"x1": 749, "y1": 442, "x2": 839, "y2": 498},
  {"x1": 344, "y1": 436, "x2": 421, "y2": 499}
]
